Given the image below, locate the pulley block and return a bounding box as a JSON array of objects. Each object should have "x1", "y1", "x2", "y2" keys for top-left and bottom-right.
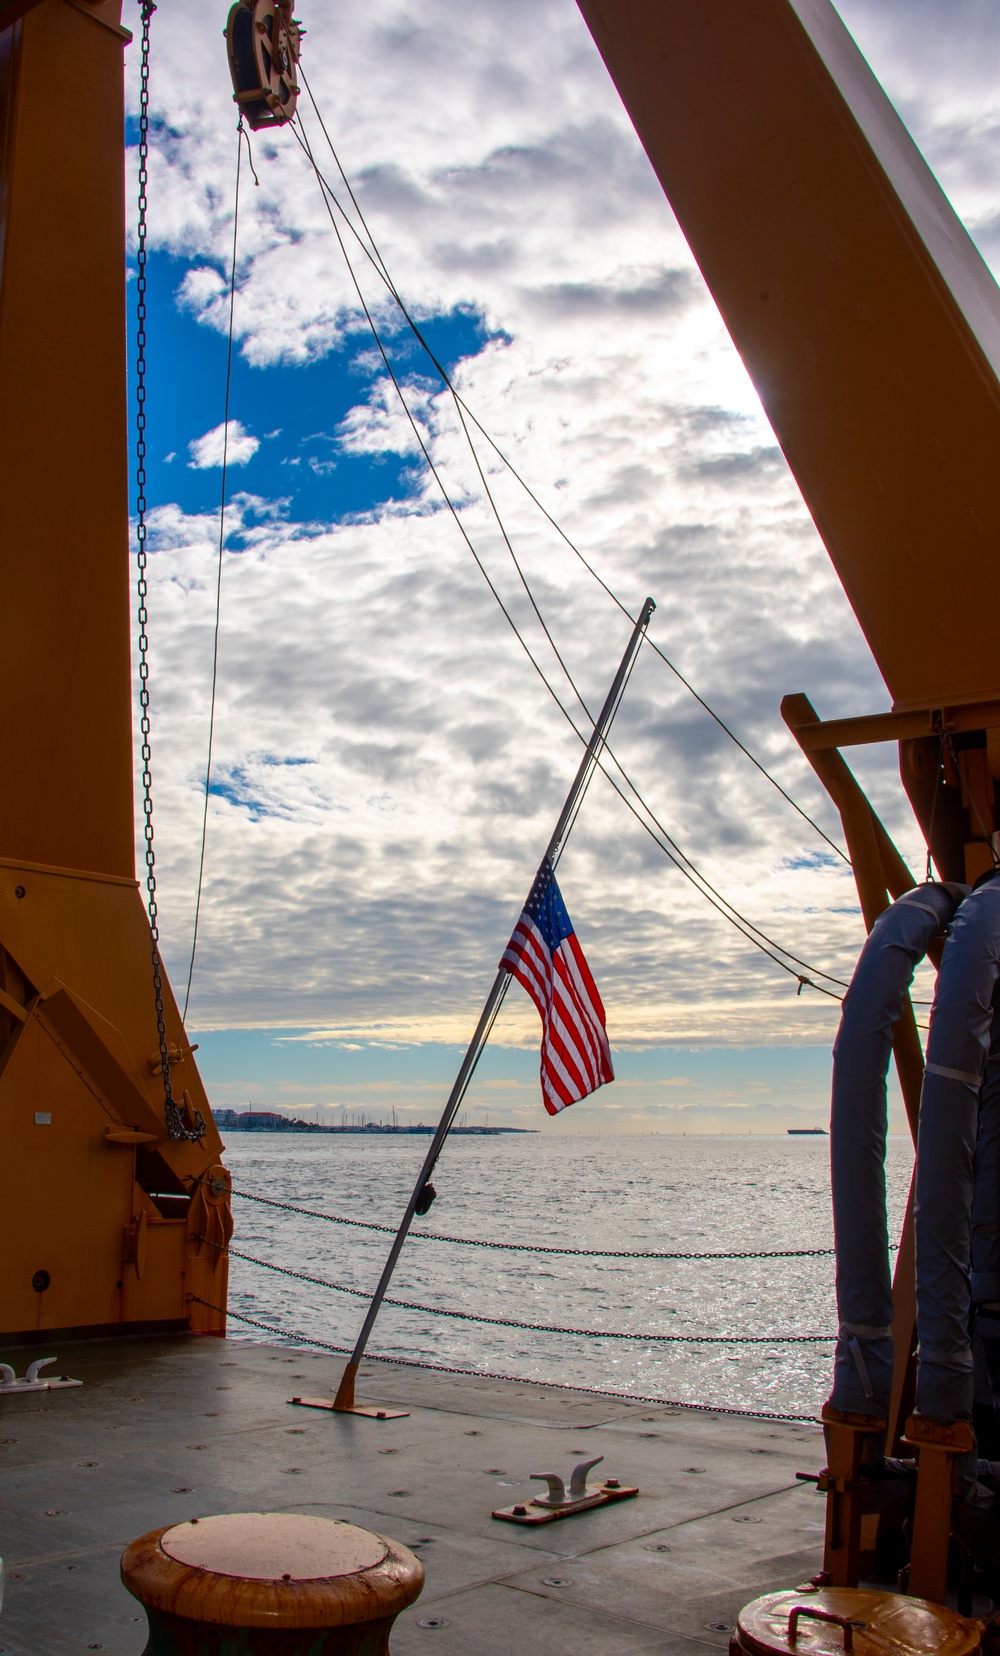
[{"x1": 226, "y1": 0, "x2": 302, "y2": 130}]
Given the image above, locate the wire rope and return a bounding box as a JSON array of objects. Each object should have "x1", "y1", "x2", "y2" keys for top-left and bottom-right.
[
  {"x1": 288, "y1": 123, "x2": 603, "y2": 740},
  {"x1": 287, "y1": 120, "x2": 853, "y2": 1003},
  {"x1": 182, "y1": 119, "x2": 247, "y2": 1023},
  {"x1": 293, "y1": 68, "x2": 849, "y2": 866}
]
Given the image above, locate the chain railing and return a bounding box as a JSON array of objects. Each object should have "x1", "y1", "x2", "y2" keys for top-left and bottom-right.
[
  {"x1": 207, "y1": 1180, "x2": 844, "y2": 1419},
  {"x1": 188, "y1": 1295, "x2": 820, "y2": 1425},
  {"x1": 229, "y1": 1186, "x2": 851, "y2": 1261},
  {"x1": 201, "y1": 1236, "x2": 833, "y2": 1345}
]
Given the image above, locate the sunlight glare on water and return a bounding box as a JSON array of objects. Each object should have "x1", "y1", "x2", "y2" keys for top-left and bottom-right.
[{"x1": 222, "y1": 1132, "x2": 913, "y2": 1420}]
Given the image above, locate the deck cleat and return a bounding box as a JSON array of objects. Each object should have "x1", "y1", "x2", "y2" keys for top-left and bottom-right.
[
  {"x1": 0, "y1": 1357, "x2": 82, "y2": 1395},
  {"x1": 492, "y1": 1455, "x2": 638, "y2": 1525}
]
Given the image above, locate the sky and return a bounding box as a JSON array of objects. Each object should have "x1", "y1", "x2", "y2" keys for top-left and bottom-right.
[{"x1": 123, "y1": 0, "x2": 1000, "y2": 1132}]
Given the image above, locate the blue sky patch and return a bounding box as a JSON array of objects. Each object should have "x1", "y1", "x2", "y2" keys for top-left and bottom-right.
[
  {"x1": 207, "y1": 756, "x2": 315, "y2": 820},
  {"x1": 131, "y1": 251, "x2": 492, "y2": 530}
]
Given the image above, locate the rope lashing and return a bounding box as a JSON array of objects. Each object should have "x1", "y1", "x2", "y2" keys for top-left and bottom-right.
[
  {"x1": 188, "y1": 1295, "x2": 820, "y2": 1425},
  {"x1": 229, "y1": 1187, "x2": 851, "y2": 1259},
  {"x1": 202, "y1": 1238, "x2": 833, "y2": 1343}
]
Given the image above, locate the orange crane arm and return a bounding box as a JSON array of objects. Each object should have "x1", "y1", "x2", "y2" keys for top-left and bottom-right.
[
  {"x1": 575, "y1": 0, "x2": 1000, "y2": 714},
  {"x1": 0, "y1": 0, "x2": 228, "y2": 1345}
]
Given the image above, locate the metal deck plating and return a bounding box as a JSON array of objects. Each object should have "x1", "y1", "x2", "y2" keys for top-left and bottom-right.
[{"x1": 0, "y1": 1334, "x2": 828, "y2": 1655}]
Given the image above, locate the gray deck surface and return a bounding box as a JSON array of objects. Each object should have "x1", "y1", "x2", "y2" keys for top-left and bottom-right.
[{"x1": 0, "y1": 1334, "x2": 826, "y2": 1654}]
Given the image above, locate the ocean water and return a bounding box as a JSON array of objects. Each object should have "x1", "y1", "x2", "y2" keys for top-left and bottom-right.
[{"x1": 222, "y1": 1132, "x2": 914, "y2": 1421}]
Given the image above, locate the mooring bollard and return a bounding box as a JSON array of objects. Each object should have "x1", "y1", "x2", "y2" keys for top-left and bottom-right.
[
  {"x1": 729, "y1": 1586, "x2": 982, "y2": 1656},
  {"x1": 121, "y1": 1512, "x2": 424, "y2": 1654}
]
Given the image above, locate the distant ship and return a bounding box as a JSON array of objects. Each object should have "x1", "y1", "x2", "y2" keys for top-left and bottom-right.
[{"x1": 787, "y1": 1127, "x2": 828, "y2": 1135}]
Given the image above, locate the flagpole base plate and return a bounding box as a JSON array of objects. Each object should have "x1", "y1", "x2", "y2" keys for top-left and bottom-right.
[
  {"x1": 289, "y1": 1395, "x2": 409, "y2": 1419},
  {"x1": 492, "y1": 1484, "x2": 638, "y2": 1524}
]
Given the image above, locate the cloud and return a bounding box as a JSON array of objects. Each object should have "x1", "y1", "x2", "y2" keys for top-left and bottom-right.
[
  {"x1": 118, "y1": 0, "x2": 995, "y2": 1060},
  {"x1": 188, "y1": 420, "x2": 260, "y2": 469}
]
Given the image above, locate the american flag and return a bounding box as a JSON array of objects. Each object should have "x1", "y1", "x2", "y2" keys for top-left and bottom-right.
[{"x1": 499, "y1": 857, "x2": 614, "y2": 1115}]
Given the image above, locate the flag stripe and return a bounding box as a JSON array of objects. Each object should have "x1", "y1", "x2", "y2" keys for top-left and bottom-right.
[{"x1": 499, "y1": 859, "x2": 613, "y2": 1115}]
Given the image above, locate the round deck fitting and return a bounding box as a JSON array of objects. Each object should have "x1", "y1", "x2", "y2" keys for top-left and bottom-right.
[
  {"x1": 121, "y1": 1512, "x2": 424, "y2": 1654},
  {"x1": 732, "y1": 1588, "x2": 981, "y2": 1656}
]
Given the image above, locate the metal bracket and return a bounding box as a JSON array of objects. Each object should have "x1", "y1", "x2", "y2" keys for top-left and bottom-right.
[
  {"x1": 493, "y1": 1456, "x2": 638, "y2": 1525},
  {"x1": 0, "y1": 1357, "x2": 82, "y2": 1394},
  {"x1": 288, "y1": 1394, "x2": 409, "y2": 1420}
]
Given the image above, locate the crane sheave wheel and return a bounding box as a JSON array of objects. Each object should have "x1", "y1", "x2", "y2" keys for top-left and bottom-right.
[{"x1": 226, "y1": 0, "x2": 301, "y2": 131}]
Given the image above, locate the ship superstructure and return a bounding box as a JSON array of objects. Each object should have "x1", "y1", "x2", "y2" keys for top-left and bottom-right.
[
  {"x1": 0, "y1": 0, "x2": 230, "y2": 1346},
  {"x1": 3, "y1": 0, "x2": 1000, "y2": 1644}
]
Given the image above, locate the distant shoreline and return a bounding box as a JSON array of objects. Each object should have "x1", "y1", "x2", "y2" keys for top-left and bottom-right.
[{"x1": 214, "y1": 1112, "x2": 535, "y2": 1136}]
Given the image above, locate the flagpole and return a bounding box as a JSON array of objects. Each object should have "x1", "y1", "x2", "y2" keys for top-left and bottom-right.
[{"x1": 330, "y1": 596, "x2": 656, "y2": 1414}]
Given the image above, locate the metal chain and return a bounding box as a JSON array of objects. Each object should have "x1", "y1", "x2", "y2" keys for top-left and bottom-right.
[
  {"x1": 229, "y1": 1187, "x2": 842, "y2": 1260},
  {"x1": 188, "y1": 1296, "x2": 819, "y2": 1424},
  {"x1": 134, "y1": 1, "x2": 204, "y2": 1145},
  {"x1": 188, "y1": 1296, "x2": 819, "y2": 1423},
  {"x1": 202, "y1": 1239, "x2": 832, "y2": 1343}
]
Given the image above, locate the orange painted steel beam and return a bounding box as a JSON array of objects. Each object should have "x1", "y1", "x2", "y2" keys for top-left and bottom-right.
[
  {"x1": 0, "y1": 0, "x2": 229, "y2": 1343},
  {"x1": 798, "y1": 701, "x2": 1000, "y2": 754},
  {"x1": 903, "y1": 1415, "x2": 976, "y2": 1604},
  {"x1": 575, "y1": 0, "x2": 1000, "y2": 714},
  {"x1": 819, "y1": 1407, "x2": 887, "y2": 1587},
  {"x1": 0, "y1": 0, "x2": 133, "y2": 877}
]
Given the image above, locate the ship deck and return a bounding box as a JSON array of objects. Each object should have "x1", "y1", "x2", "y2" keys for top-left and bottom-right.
[{"x1": 0, "y1": 1332, "x2": 827, "y2": 1655}]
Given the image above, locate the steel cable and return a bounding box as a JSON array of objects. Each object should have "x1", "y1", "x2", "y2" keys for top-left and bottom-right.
[
  {"x1": 287, "y1": 120, "x2": 854, "y2": 1004},
  {"x1": 182, "y1": 118, "x2": 247, "y2": 1024},
  {"x1": 292, "y1": 68, "x2": 849, "y2": 866}
]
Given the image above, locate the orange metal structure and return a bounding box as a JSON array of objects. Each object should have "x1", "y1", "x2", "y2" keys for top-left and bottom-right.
[
  {"x1": 0, "y1": 0, "x2": 229, "y2": 1344},
  {"x1": 576, "y1": 0, "x2": 1000, "y2": 882},
  {"x1": 576, "y1": 0, "x2": 1000, "y2": 1603}
]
